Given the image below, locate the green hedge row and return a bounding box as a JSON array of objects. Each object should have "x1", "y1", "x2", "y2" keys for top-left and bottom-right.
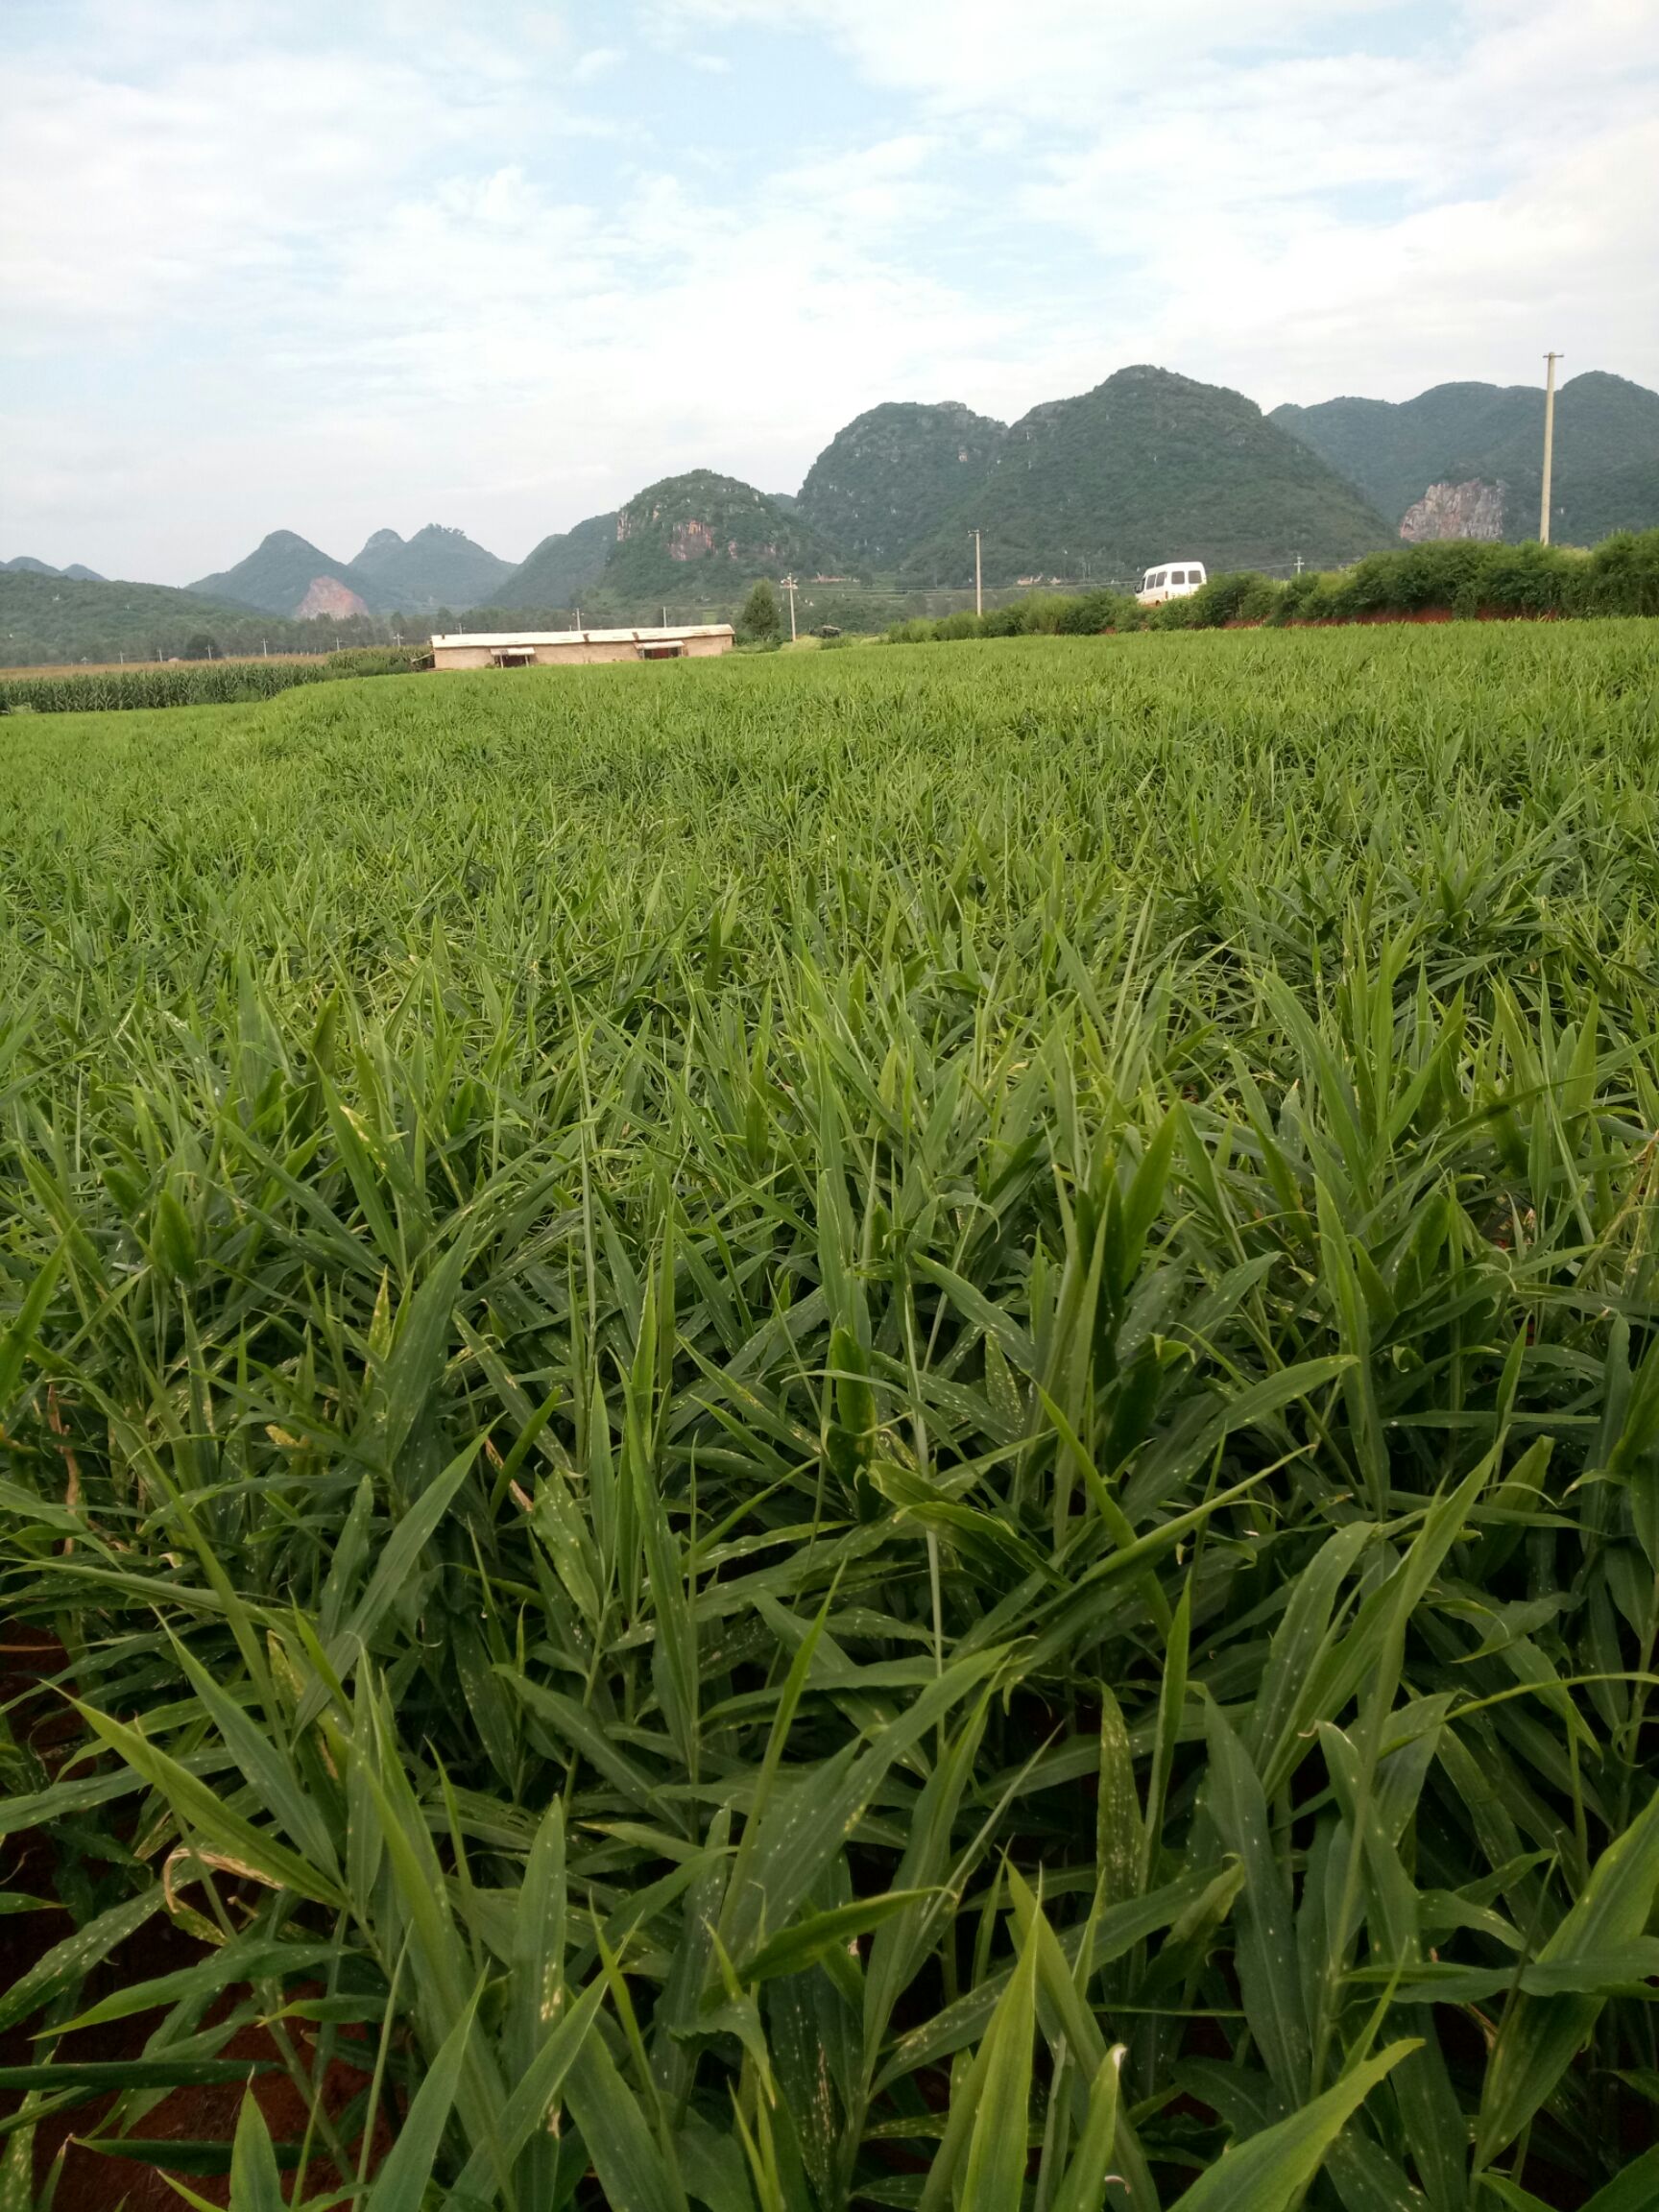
[
  {"x1": 886, "y1": 527, "x2": 1659, "y2": 643},
  {"x1": 0, "y1": 646, "x2": 426, "y2": 715}
]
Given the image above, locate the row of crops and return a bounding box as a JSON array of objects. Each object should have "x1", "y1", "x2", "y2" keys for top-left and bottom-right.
[
  {"x1": 2, "y1": 628, "x2": 1658, "y2": 2208},
  {"x1": 0, "y1": 646, "x2": 424, "y2": 714}
]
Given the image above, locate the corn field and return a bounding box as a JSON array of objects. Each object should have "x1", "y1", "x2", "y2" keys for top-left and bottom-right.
[
  {"x1": 2, "y1": 624, "x2": 1659, "y2": 2211},
  {"x1": 0, "y1": 648, "x2": 422, "y2": 717}
]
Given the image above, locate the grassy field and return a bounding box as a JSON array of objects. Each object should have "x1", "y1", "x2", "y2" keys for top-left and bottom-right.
[{"x1": 3, "y1": 625, "x2": 1659, "y2": 2211}]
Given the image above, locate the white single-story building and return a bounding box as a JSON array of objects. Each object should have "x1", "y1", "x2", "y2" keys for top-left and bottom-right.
[{"x1": 430, "y1": 624, "x2": 734, "y2": 671}]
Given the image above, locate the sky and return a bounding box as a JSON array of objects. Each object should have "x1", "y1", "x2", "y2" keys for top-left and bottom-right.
[{"x1": 3, "y1": 0, "x2": 1656, "y2": 583}]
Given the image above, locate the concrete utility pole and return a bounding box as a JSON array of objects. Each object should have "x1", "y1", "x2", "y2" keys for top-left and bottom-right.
[
  {"x1": 1539, "y1": 351, "x2": 1563, "y2": 544},
  {"x1": 781, "y1": 574, "x2": 799, "y2": 641},
  {"x1": 974, "y1": 529, "x2": 982, "y2": 617}
]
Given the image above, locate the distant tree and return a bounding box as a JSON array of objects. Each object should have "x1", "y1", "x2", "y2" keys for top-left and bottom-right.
[
  {"x1": 183, "y1": 632, "x2": 218, "y2": 661},
  {"x1": 735, "y1": 581, "x2": 781, "y2": 642}
]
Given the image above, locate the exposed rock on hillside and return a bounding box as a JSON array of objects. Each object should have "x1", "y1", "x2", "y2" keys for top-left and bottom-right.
[
  {"x1": 190, "y1": 531, "x2": 353, "y2": 616},
  {"x1": 628, "y1": 515, "x2": 730, "y2": 561},
  {"x1": 1399, "y1": 481, "x2": 1504, "y2": 542},
  {"x1": 295, "y1": 575, "x2": 370, "y2": 619},
  {"x1": 1273, "y1": 371, "x2": 1659, "y2": 543},
  {"x1": 191, "y1": 524, "x2": 511, "y2": 616},
  {"x1": 598, "y1": 471, "x2": 840, "y2": 600}
]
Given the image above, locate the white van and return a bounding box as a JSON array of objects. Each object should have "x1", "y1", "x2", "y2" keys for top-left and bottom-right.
[{"x1": 1137, "y1": 561, "x2": 1207, "y2": 606}]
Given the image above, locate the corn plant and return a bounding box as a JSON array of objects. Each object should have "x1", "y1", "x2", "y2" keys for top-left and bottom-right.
[{"x1": 0, "y1": 649, "x2": 420, "y2": 717}]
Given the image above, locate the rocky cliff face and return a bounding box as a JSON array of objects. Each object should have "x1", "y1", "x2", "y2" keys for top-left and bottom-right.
[
  {"x1": 600, "y1": 472, "x2": 839, "y2": 600},
  {"x1": 614, "y1": 502, "x2": 775, "y2": 564},
  {"x1": 1273, "y1": 370, "x2": 1659, "y2": 542},
  {"x1": 295, "y1": 575, "x2": 370, "y2": 619},
  {"x1": 654, "y1": 516, "x2": 777, "y2": 563},
  {"x1": 1399, "y1": 481, "x2": 1505, "y2": 542}
]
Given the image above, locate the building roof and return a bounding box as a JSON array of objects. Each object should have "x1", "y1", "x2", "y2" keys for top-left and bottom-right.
[{"x1": 431, "y1": 624, "x2": 735, "y2": 648}]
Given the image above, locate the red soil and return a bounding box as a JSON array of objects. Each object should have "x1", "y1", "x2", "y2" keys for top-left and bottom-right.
[{"x1": 1, "y1": 1628, "x2": 384, "y2": 2209}]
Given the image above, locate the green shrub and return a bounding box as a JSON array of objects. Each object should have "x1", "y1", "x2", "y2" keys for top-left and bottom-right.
[
  {"x1": 886, "y1": 587, "x2": 1147, "y2": 645},
  {"x1": 888, "y1": 530, "x2": 1659, "y2": 643},
  {"x1": 734, "y1": 579, "x2": 782, "y2": 643},
  {"x1": 1273, "y1": 529, "x2": 1659, "y2": 625},
  {"x1": 1055, "y1": 588, "x2": 1140, "y2": 634},
  {"x1": 1585, "y1": 529, "x2": 1659, "y2": 615},
  {"x1": 1182, "y1": 569, "x2": 1282, "y2": 626}
]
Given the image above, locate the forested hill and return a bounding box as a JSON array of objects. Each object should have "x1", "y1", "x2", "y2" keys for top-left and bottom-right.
[
  {"x1": 347, "y1": 525, "x2": 514, "y2": 613},
  {"x1": 796, "y1": 400, "x2": 1006, "y2": 570},
  {"x1": 3, "y1": 555, "x2": 107, "y2": 581},
  {"x1": 0, "y1": 568, "x2": 397, "y2": 666},
  {"x1": 1272, "y1": 371, "x2": 1659, "y2": 544},
  {"x1": 899, "y1": 366, "x2": 1393, "y2": 586},
  {"x1": 189, "y1": 530, "x2": 362, "y2": 615},
  {"x1": 594, "y1": 472, "x2": 842, "y2": 601},
  {"x1": 190, "y1": 525, "x2": 514, "y2": 616},
  {"x1": 492, "y1": 512, "x2": 618, "y2": 612}
]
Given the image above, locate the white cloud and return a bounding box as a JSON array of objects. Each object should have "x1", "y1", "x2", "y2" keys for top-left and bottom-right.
[
  {"x1": 1, "y1": 0, "x2": 1654, "y2": 579},
  {"x1": 572, "y1": 46, "x2": 626, "y2": 83},
  {"x1": 656, "y1": 0, "x2": 1659, "y2": 410},
  {"x1": 654, "y1": 0, "x2": 1401, "y2": 115},
  {"x1": 1, "y1": 99, "x2": 1005, "y2": 576},
  {"x1": 0, "y1": 22, "x2": 566, "y2": 341}
]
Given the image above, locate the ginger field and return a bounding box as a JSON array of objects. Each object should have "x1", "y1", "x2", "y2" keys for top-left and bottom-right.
[{"x1": 3, "y1": 625, "x2": 1659, "y2": 2210}]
